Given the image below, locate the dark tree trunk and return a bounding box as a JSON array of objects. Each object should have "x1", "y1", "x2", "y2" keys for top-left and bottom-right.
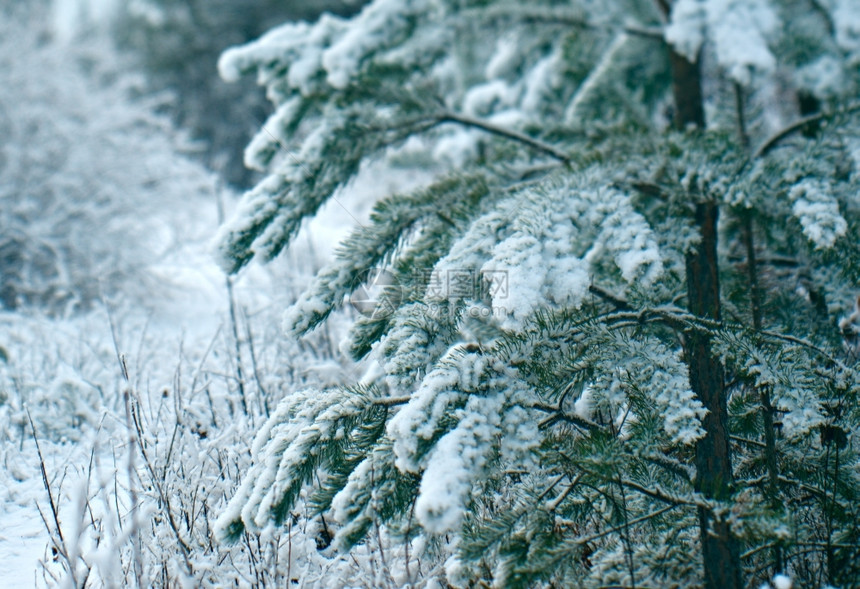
[
  {"x1": 685, "y1": 203, "x2": 742, "y2": 589},
  {"x1": 666, "y1": 38, "x2": 743, "y2": 589},
  {"x1": 669, "y1": 51, "x2": 705, "y2": 129}
]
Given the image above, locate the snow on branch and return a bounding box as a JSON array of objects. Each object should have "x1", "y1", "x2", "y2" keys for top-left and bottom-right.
[
  {"x1": 467, "y1": 175, "x2": 663, "y2": 329},
  {"x1": 665, "y1": 0, "x2": 778, "y2": 85},
  {"x1": 789, "y1": 179, "x2": 847, "y2": 250},
  {"x1": 387, "y1": 348, "x2": 537, "y2": 533}
]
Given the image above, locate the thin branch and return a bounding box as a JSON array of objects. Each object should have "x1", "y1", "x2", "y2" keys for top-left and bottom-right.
[
  {"x1": 572, "y1": 462, "x2": 709, "y2": 509},
  {"x1": 737, "y1": 475, "x2": 770, "y2": 493},
  {"x1": 615, "y1": 477, "x2": 708, "y2": 508},
  {"x1": 589, "y1": 284, "x2": 631, "y2": 310},
  {"x1": 469, "y1": 6, "x2": 665, "y2": 39},
  {"x1": 547, "y1": 473, "x2": 583, "y2": 511},
  {"x1": 753, "y1": 102, "x2": 860, "y2": 159},
  {"x1": 560, "y1": 504, "x2": 678, "y2": 547},
  {"x1": 742, "y1": 542, "x2": 778, "y2": 560},
  {"x1": 530, "y1": 400, "x2": 604, "y2": 432},
  {"x1": 759, "y1": 329, "x2": 851, "y2": 373},
  {"x1": 437, "y1": 111, "x2": 572, "y2": 163},
  {"x1": 128, "y1": 397, "x2": 194, "y2": 562},
  {"x1": 777, "y1": 475, "x2": 847, "y2": 505},
  {"x1": 730, "y1": 435, "x2": 767, "y2": 450},
  {"x1": 734, "y1": 82, "x2": 750, "y2": 150},
  {"x1": 371, "y1": 395, "x2": 412, "y2": 407},
  {"x1": 642, "y1": 453, "x2": 694, "y2": 482},
  {"x1": 808, "y1": 0, "x2": 836, "y2": 37},
  {"x1": 28, "y1": 410, "x2": 78, "y2": 586},
  {"x1": 27, "y1": 410, "x2": 65, "y2": 547}
]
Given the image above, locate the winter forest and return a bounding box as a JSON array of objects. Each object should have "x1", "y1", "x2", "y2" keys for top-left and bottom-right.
[{"x1": 3, "y1": 0, "x2": 860, "y2": 587}]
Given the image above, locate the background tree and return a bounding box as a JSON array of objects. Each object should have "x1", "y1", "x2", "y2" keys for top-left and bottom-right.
[
  {"x1": 0, "y1": 0, "x2": 217, "y2": 315},
  {"x1": 59, "y1": 0, "x2": 367, "y2": 187},
  {"x1": 214, "y1": 0, "x2": 860, "y2": 587}
]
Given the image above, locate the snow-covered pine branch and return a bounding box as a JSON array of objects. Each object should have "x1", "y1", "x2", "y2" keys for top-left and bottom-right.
[{"x1": 215, "y1": 0, "x2": 860, "y2": 586}]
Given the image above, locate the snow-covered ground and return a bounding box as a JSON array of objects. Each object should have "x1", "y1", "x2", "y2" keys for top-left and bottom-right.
[{"x1": 0, "y1": 194, "x2": 227, "y2": 584}]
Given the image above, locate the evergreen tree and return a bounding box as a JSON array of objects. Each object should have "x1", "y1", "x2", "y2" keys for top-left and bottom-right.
[{"x1": 214, "y1": 1, "x2": 860, "y2": 586}]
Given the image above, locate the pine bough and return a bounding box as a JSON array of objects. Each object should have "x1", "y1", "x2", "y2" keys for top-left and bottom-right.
[{"x1": 213, "y1": 0, "x2": 860, "y2": 586}]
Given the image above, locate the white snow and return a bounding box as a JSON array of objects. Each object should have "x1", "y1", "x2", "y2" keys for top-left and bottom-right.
[
  {"x1": 666, "y1": 0, "x2": 778, "y2": 84},
  {"x1": 831, "y1": 0, "x2": 860, "y2": 60},
  {"x1": 795, "y1": 55, "x2": 845, "y2": 99},
  {"x1": 565, "y1": 33, "x2": 629, "y2": 122},
  {"x1": 414, "y1": 398, "x2": 500, "y2": 533},
  {"x1": 463, "y1": 80, "x2": 518, "y2": 117},
  {"x1": 243, "y1": 97, "x2": 303, "y2": 172},
  {"x1": 471, "y1": 180, "x2": 662, "y2": 329},
  {"x1": 790, "y1": 179, "x2": 847, "y2": 249},
  {"x1": 218, "y1": 21, "x2": 312, "y2": 84},
  {"x1": 665, "y1": 0, "x2": 706, "y2": 62},
  {"x1": 220, "y1": 0, "x2": 433, "y2": 92},
  {"x1": 485, "y1": 34, "x2": 521, "y2": 80},
  {"x1": 386, "y1": 349, "x2": 538, "y2": 534},
  {"x1": 574, "y1": 386, "x2": 595, "y2": 420}
]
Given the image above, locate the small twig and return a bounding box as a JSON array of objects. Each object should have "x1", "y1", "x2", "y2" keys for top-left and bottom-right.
[
  {"x1": 190, "y1": 324, "x2": 223, "y2": 428},
  {"x1": 547, "y1": 473, "x2": 583, "y2": 512},
  {"x1": 127, "y1": 387, "x2": 194, "y2": 572},
  {"x1": 642, "y1": 453, "x2": 694, "y2": 482},
  {"x1": 730, "y1": 435, "x2": 767, "y2": 449},
  {"x1": 438, "y1": 111, "x2": 571, "y2": 163},
  {"x1": 371, "y1": 395, "x2": 412, "y2": 407},
  {"x1": 242, "y1": 307, "x2": 270, "y2": 417},
  {"x1": 577, "y1": 461, "x2": 710, "y2": 509},
  {"x1": 27, "y1": 410, "x2": 64, "y2": 545},
  {"x1": 530, "y1": 400, "x2": 605, "y2": 432},
  {"x1": 123, "y1": 390, "x2": 144, "y2": 589},
  {"x1": 466, "y1": 6, "x2": 664, "y2": 39},
  {"x1": 753, "y1": 102, "x2": 860, "y2": 159},
  {"x1": 556, "y1": 504, "x2": 677, "y2": 545},
  {"x1": 27, "y1": 409, "x2": 78, "y2": 586},
  {"x1": 734, "y1": 82, "x2": 750, "y2": 151},
  {"x1": 216, "y1": 182, "x2": 249, "y2": 417},
  {"x1": 589, "y1": 284, "x2": 631, "y2": 310}
]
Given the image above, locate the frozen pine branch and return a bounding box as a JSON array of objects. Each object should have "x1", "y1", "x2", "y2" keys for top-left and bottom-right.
[{"x1": 214, "y1": 0, "x2": 860, "y2": 587}]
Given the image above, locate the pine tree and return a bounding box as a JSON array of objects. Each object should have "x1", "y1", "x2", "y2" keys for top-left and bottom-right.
[{"x1": 213, "y1": 1, "x2": 860, "y2": 586}]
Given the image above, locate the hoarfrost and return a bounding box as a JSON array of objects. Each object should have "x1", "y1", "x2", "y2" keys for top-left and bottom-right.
[{"x1": 790, "y1": 179, "x2": 847, "y2": 249}]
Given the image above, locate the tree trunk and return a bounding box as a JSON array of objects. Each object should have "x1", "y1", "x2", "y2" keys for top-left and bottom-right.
[
  {"x1": 685, "y1": 202, "x2": 742, "y2": 589},
  {"x1": 668, "y1": 43, "x2": 743, "y2": 589},
  {"x1": 669, "y1": 51, "x2": 705, "y2": 129}
]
